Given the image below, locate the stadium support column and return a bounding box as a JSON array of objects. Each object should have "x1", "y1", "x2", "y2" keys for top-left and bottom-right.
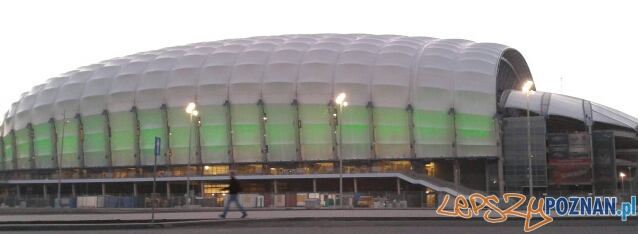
[
  {"x1": 102, "y1": 110, "x2": 112, "y2": 167},
  {"x1": 292, "y1": 100, "x2": 302, "y2": 161},
  {"x1": 329, "y1": 101, "x2": 338, "y2": 161},
  {"x1": 494, "y1": 114, "x2": 505, "y2": 196},
  {"x1": 9, "y1": 130, "x2": 17, "y2": 170},
  {"x1": 43, "y1": 184, "x2": 48, "y2": 199},
  {"x1": 258, "y1": 99, "x2": 268, "y2": 162},
  {"x1": 0, "y1": 136, "x2": 5, "y2": 171},
  {"x1": 407, "y1": 105, "x2": 416, "y2": 158},
  {"x1": 160, "y1": 104, "x2": 171, "y2": 166},
  {"x1": 449, "y1": 108, "x2": 460, "y2": 187},
  {"x1": 75, "y1": 114, "x2": 85, "y2": 168},
  {"x1": 27, "y1": 124, "x2": 35, "y2": 169},
  {"x1": 102, "y1": 183, "x2": 106, "y2": 196},
  {"x1": 195, "y1": 113, "x2": 202, "y2": 166},
  {"x1": 131, "y1": 107, "x2": 141, "y2": 167},
  {"x1": 49, "y1": 118, "x2": 57, "y2": 168},
  {"x1": 582, "y1": 100, "x2": 595, "y2": 196},
  {"x1": 224, "y1": 100, "x2": 234, "y2": 164},
  {"x1": 367, "y1": 102, "x2": 376, "y2": 159},
  {"x1": 133, "y1": 183, "x2": 138, "y2": 197},
  {"x1": 71, "y1": 184, "x2": 76, "y2": 197}
]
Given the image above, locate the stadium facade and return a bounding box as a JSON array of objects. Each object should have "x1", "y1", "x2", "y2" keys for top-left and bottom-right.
[{"x1": 1, "y1": 34, "x2": 636, "y2": 208}]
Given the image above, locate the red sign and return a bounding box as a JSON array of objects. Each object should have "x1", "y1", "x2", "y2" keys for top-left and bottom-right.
[{"x1": 549, "y1": 163, "x2": 591, "y2": 185}]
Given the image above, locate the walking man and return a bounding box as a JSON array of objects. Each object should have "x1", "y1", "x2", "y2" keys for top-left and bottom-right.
[{"x1": 220, "y1": 171, "x2": 247, "y2": 218}]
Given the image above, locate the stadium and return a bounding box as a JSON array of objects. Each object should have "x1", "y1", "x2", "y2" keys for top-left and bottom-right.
[{"x1": 1, "y1": 34, "x2": 636, "y2": 208}]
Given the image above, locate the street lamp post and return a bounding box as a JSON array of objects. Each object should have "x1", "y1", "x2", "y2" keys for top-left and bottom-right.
[
  {"x1": 185, "y1": 102, "x2": 198, "y2": 206},
  {"x1": 522, "y1": 80, "x2": 534, "y2": 198},
  {"x1": 630, "y1": 167, "x2": 633, "y2": 197},
  {"x1": 56, "y1": 112, "x2": 68, "y2": 208},
  {"x1": 620, "y1": 172, "x2": 626, "y2": 199},
  {"x1": 335, "y1": 93, "x2": 347, "y2": 207}
]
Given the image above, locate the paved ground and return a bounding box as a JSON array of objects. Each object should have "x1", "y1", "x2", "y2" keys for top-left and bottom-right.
[
  {"x1": 0, "y1": 207, "x2": 637, "y2": 232},
  {"x1": 4, "y1": 219, "x2": 638, "y2": 234}
]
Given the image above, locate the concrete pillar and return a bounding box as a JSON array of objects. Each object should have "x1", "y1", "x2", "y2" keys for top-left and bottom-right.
[
  {"x1": 133, "y1": 182, "x2": 138, "y2": 197},
  {"x1": 453, "y1": 160, "x2": 460, "y2": 185},
  {"x1": 397, "y1": 178, "x2": 401, "y2": 195},
  {"x1": 354, "y1": 178, "x2": 358, "y2": 193},
  {"x1": 71, "y1": 184, "x2": 76, "y2": 197},
  {"x1": 102, "y1": 183, "x2": 106, "y2": 196},
  {"x1": 166, "y1": 183, "x2": 171, "y2": 199},
  {"x1": 200, "y1": 182, "x2": 205, "y2": 198},
  {"x1": 43, "y1": 184, "x2": 48, "y2": 199},
  {"x1": 16, "y1": 185, "x2": 20, "y2": 200},
  {"x1": 274, "y1": 180, "x2": 278, "y2": 194},
  {"x1": 313, "y1": 178, "x2": 317, "y2": 193}
]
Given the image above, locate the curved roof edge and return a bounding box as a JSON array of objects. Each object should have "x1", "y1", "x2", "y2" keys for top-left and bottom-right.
[{"x1": 500, "y1": 89, "x2": 638, "y2": 132}]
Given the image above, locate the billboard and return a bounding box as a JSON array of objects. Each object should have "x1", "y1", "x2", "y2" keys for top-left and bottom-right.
[
  {"x1": 549, "y1": 163, "x2": 591, "y2": 185},
  {"x1": 592, "y1": 132, "x2": 616, "y2": 196},
  {"x1": 567, "y1": 133, "x2": 591, "y2": 163},
  {"x1": 547, "y1": 132, "x2": 569, "y2": 163},
  {"x1": 547, "y1": 132, "x2": 592, "y2": 185}
]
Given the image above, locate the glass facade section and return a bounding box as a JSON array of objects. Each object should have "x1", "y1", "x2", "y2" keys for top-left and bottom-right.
[
  {"x1": 33, "y1": 123, "x2": 53, "y2": 169},
  {"x1": 298, "y1": 104, "x2": 332, "y2": 161},
  {"x1": 264, "y1": 104, "x2": 296, "y2": 162},
  {"x1": 231, "y1": 104, "x2": 261, "y2": 162},
  {"x1": 137, "y1": 109, "x2": 166, "y2": 165},
  {"x1": 340, "y1": 106, "x2": 371, "y2": 160},
  {"x1": 14, "y1": 128, "x2": 30, "y2": 169},
  {"x1": 199, "y1": 105, "x2": 229, "y2": 163},
  {"x1": 455, "y1": 113, "x2": 497, "y2": 157},
  {"x1": 413, "y1": 110, "x2": 453, "y2": 158},
  {"x1": 167, "y1": 107, "x2": 192, "y2": 165},
  {"x1": 3, "y1": 134, "x2": 13, "y2": 170},
  {"x1": 373, "y1": 107, "x2": 410, "y2": 159},
  {"x1": 82, "y1": 115, "x2": 108, "y2": 167},
  {"x1": 109, "y1": 112, "x2": 136, "y2": 166},
  {"x1": 55, "y1": 119, "x2": 79, "y2": 168}
]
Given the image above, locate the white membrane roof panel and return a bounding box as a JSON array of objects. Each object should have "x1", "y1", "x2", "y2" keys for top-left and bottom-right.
[{"x1": 4, "y1": 34, "x2": 537, "y2": 137}]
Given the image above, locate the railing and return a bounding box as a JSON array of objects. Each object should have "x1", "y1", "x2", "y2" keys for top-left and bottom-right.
[
  {"x1": 1, "y1": 166, "x2": 439, "y2": 180},
  {"x1": 0, "y1": 191, "x2": 441, "y2": 209}
]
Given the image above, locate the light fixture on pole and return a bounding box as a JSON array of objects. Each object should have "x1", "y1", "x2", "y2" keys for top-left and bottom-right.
[
  {"x1": 185, "y1": 102, "x2": 198, "y2": 205},
  {"x1": 335, "y1": 93, "x2": 347, "y2": 207},
  {"x1": 522, "y1": 80, "x2": 534, "y2": 198},
  {"x1": 56, "y1": 111, "x2": 68, "y2": 209}
]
